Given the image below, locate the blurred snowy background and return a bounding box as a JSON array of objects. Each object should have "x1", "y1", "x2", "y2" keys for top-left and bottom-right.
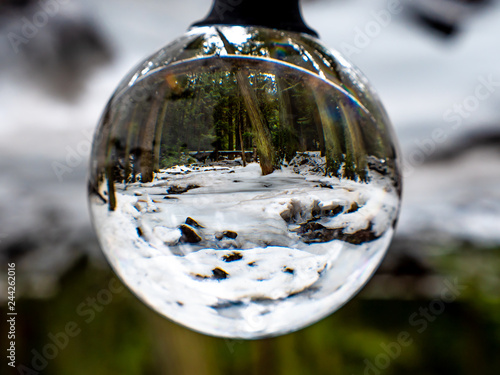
[{"x1": 1, "y1": 0, "x2": 499, "y2": 374}]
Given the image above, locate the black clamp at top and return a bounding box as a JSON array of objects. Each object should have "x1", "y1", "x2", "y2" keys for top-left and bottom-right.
[{"x1": 191, "y1": 0, "x2": 318, "y2": 37}]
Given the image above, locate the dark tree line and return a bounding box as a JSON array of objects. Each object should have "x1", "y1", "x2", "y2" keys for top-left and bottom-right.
[{"x1": 91, "y1": 29, "x2": 394, "y2": 211}]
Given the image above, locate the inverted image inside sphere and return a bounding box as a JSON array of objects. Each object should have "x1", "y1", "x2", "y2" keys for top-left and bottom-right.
[{"x1": 88, "y1": 26, "x2": 401, "y2": 339}]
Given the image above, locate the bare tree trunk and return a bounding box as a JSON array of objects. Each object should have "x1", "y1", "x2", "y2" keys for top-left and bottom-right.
[
  {"x1": 137, "y1": 84, "x2": 167, "y2": 183},
  {"x1": 339, "y1": 100, "x2": 367, "y2": 181},
  {"x1": 101, "y1": 106, "x2": 127, "y2": 211},
  {"x1": 237, "y1": 100, "x2": 246, "y2": 166},
  {"x1": 313, "y1": 106, "x2": 326, "y2": 157},
  {"x1": 217, "y1": 28, "x2": 276, "y2": 175},
  {"x1": 312, "y1": 86, "x2": 343, "y2": 178},
  {"x1": 123, "y1": 107, "x2": 140, "y2": 183},
  {"x1": 106, "y1": 163, "x2": 117, "y2": 211},
  {"x1": 153, "y1": 94, "x2": 170, "y2": 172},
  {"x1": 92, "y1": 107, "x2": 113, "y2": 182},
  {"x1": 92, "y1": 104, "x2": 122, "y2": 211},
  {"x1": 302, "y1": 39, "x2": 385, "y2": 170},
  {"x1": 276, "y1": 76, "x2": 299, "y2": 163}
]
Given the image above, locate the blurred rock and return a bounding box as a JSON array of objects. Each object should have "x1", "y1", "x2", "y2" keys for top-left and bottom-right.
[
  {"x1": 404, "y1": 0, "x2": 492, "y2": 36},
  {"x1": 0, "y1": 0, "x2": 113, "y2": 100},
  {"x1": 180, "y1": 224, "x2": 202, "y2": 243},
  {"x1": 425, "y1": 128, "x2": 500, "y2": 163},
  {"x1": 223, "y1": 230, "x2": 238, "y2": 239}
]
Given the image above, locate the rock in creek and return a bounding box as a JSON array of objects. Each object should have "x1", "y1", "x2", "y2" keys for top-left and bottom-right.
[
  {"x1": 223, "y1": 230, "x2": 238, "y2": 239},
  {"x1": 294, "y1": 222, "x2": 379, "y2": 245},
  {"x1": 215, "y1": 231, "x2": 238, "y2": 240},
  {"x1": 222, "y1": 252, "x2": 243, "y2": 262},
  {"x1": 185, "y1": 217, "x2": 204, "y2": 228},
  {"x1": 167, "y1": 184, "x2": 200, "y2": 195},
  {"x1": 195, "y1": 267, "x2": 229, "y2": 280},
  {"x1": 179, "y1": 224, "x2": 202, "y2": 243}
]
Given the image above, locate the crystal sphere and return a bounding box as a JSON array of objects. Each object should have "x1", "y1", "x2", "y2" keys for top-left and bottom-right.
[{"x1": 88, "y1": 26, "x2": 401, "y2": 339}]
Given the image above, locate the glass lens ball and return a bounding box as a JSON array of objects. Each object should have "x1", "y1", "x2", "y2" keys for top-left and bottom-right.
[{"x1": 89, "y1": 26, "x2": 401, "y2": 339}]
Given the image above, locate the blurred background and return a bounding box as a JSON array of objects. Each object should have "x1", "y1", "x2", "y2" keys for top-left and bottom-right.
[{"x1": 1, "y1": 0, "x2": 499, "y2": 374}]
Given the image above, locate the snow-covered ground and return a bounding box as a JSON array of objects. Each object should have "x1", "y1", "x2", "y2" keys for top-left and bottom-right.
[{"x1": 90, "y1": 159, "x2": 399, "y2": 337}]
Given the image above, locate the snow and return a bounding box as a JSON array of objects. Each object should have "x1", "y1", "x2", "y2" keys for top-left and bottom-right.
[{"x1": 91, "y1": 161, "x2": 398, "y2": 338}]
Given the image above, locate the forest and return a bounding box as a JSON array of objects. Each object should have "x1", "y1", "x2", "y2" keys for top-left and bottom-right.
[{"x1": 91, "y1": 30, "x2": 395, "y2": 211}]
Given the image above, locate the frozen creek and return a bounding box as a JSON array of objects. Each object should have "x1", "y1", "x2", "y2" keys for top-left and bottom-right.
[{"x1": 90, "y1": 157, "x2": 399, "y2": 338}]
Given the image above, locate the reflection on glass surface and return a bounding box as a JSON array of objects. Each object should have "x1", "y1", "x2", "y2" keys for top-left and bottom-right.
[{"x1": 89, "y1": 26, "x2": 401, "y2": 339}]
